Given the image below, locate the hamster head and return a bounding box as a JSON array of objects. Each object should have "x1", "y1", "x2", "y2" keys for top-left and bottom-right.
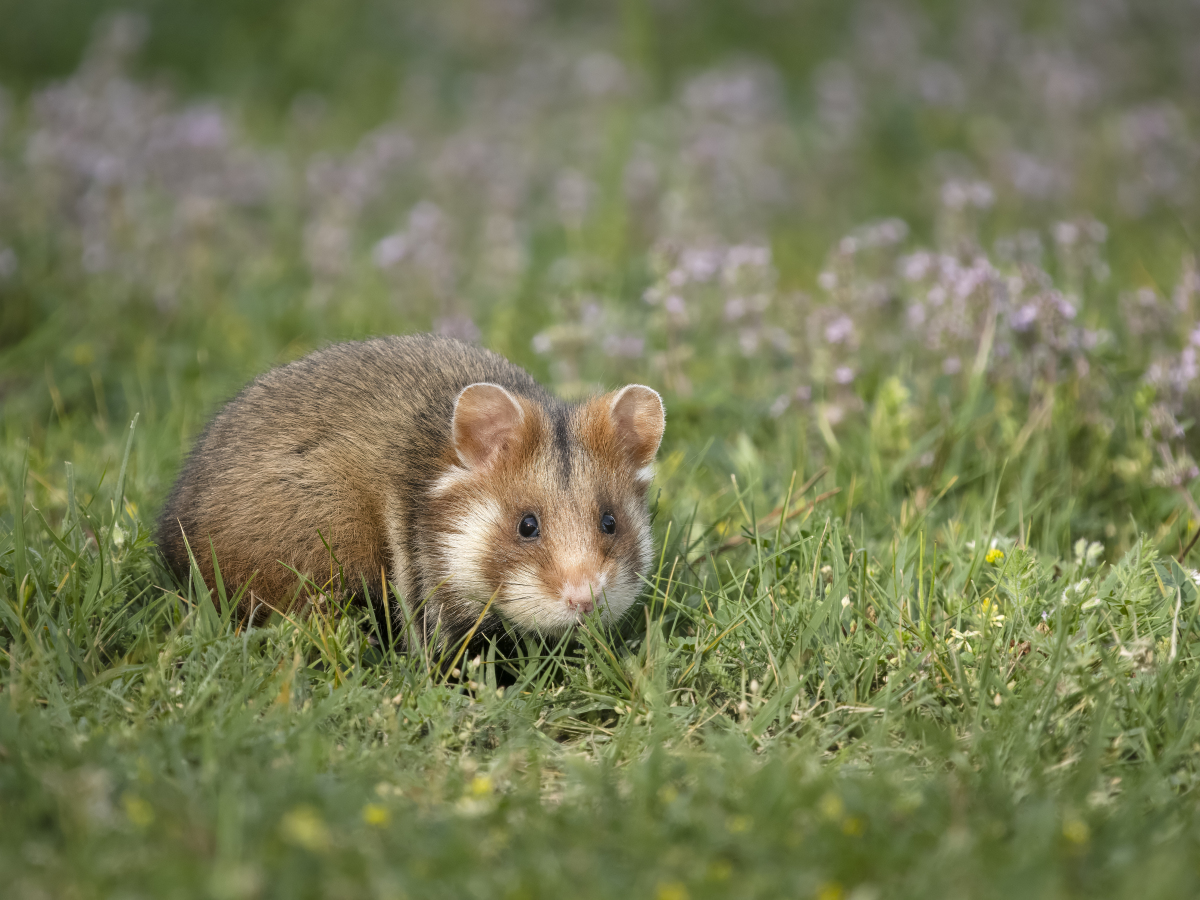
[{"x1": 429, "y1": 381, "x2": 666, "y2": 638}]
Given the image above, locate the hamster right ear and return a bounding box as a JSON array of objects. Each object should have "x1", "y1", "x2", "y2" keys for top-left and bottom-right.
[
  {"x1": 452, "y1": 383, "x2": 526, "y2": 470},
  {"x1": 609, "y1": 384, "x2": 666, "y2": 468}
]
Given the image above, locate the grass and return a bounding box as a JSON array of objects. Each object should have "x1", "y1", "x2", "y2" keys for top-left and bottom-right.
[
  {"x1": 4, "y1": 2, "x2": 1200, "y2": 897},
  {"x1": 7, "y1": 413, "x2": 1200, "y2": 898}
]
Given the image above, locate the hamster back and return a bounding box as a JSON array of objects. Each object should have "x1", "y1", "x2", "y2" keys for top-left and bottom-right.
[{"x1": 156, "y1": 334, "x2": 666, "y2": 644}]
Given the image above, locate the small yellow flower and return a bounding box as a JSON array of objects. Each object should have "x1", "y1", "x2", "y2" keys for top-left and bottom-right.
[
  {"x1": 725, "y1": 814, "x2": 752, "y2": 833},
  {"x1": 706, "y1": 860, "x2": 733, "y2": 882},
  {"x1": 362, "y1": 804, "x2": 390, "y2": 827},
  {"x1": 470, "y1": 775, "x2": 493, "y2": 796},
  {"x1": 819, "y1": 791, "x2": 844, "y2": 821},
  {"x1": 1062, "y1": 817, "x2": 1090, "y2": 844},
  {"x1": 122, "y1": 793, "x2": 154, "y2": 828},
  {"x1": 280, "y1": 805, "x2": 330, "y2": 852},
  {"x1": 72, "y1": 343, "x2": 95, "y2": 367},
  {"x1": 980, "y1": 597, "x2": 1006, "y2": 627},
  {"x1": 816, "y1": 883, "x2": 845, "y2": 900},
  {"x1": 656, "y1": 882, "x2": 689, "y2": 900},
  {"x1": 985, "y1": 548, "x2": 1005, "y2": 565}
]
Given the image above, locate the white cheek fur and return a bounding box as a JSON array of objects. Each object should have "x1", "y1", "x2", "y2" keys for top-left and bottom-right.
[
  {"x1": 638, "y1": 525, "x2": 654, "y2": 578},
  {"x1": 385, "y1": 497, "x2": 409, "y2": 599},
  {"x1": 438, "y1": 497, "x2": 501, "y2": 602},
  {"x1": 431, "y1": 465, "x2": 470, "y2": 496}
]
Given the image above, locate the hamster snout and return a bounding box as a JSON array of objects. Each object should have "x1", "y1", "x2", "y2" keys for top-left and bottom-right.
[{"x1": 560, "y1": 575, "x2": 607, "y2": 614}]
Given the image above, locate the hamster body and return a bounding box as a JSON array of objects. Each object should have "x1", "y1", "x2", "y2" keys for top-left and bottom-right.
[{"x1": 157, "y1": 334, "x2": 666, "y2": 644}]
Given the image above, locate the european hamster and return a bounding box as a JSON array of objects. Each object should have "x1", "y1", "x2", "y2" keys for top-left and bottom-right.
[{"x1": 157, "y1": 334, "x2": 666, "y2": 645}]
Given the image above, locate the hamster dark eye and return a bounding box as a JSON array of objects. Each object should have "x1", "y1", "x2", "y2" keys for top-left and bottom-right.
[
  {"x1": 518, "y1": 514, "x2": 540, "y2": 539},
  {"x1": 600, "y1": 512, "x2": 616, "y2": 535}
]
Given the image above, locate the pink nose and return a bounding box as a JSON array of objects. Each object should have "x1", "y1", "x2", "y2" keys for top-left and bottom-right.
[{"x1": 561, "y1": 582, "x2": 600, "y2": 614}]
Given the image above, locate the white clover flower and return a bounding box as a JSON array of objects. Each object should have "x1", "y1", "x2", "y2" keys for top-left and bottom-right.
[
  {"x1": 949, "y1": 628, "x2": 982, "y2": 652},
  {"x1": 1062, "y1": 578, "x2": 1101, "y2": 609},
  {"x1": 1073, "y1": 538, "x2": 1104, "y2": 568}
]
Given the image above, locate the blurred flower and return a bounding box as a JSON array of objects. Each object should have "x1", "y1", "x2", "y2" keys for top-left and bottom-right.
[
  {"x1": 574, "y1": 52, "x2": 628, "y2": 98},
  {"x1": 435, "y1": 315, "x2": 482, "y2": 344},
  {"x1": 918, "y1": 61, "x2": 965, "y2": 108},
  {"x1": 362, "y1": 804, "x2": 391, "y2": 828},
  {"x1": 682, "y1": 247, "x2": 722, "y2": 282},
  {"x1": 373, "y1": 233, "x2": 409, "y2": 269},
  {"x1": 815, "y1": 61, "x2": 860, "y2": 144},
  {"x1": 280, "y1": 806, "x2": 331, "y2": 853},
  {"x1": 555, "y1": 169, "x2": 593, "y2": 229},
  {"x1": 304, "y1": 220, "x2": 351, "y2": 280},
  {"x1": 941, "y1": 180, "x2": 994, "y2": 211},
  {"x1": 602, "y1": 334, "x2": 645, "y2": 358},
  {"x1": 0, "y1": 246, "x2": 18, "y2": 280},
  {"x1": 824, "y1": 315, "x2": 855, "y2": 345}
]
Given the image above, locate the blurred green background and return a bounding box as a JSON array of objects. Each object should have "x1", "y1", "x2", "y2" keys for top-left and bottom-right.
[{"x1": 4, "y1": 0, "x2": 1200, "y2": 552}]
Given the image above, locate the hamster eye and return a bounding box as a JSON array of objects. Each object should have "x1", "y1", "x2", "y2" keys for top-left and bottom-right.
[
  {"x1": 518, "y1": 513, "x2": 540, "y2": 539},
  {"x1": 600, "y1": 512, "x2": 616, "y2": 535}
]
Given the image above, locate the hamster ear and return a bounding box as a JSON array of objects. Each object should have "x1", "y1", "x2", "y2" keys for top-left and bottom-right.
[
  {"x1": 609, "y1": 385, "x2": 665, "y2": 468},
  {"x1": 452, "y1": 383, "x2": 526, "y2": 470}
]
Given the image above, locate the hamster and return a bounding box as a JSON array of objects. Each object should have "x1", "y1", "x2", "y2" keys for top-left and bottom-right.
[{"x1": 156, "y1": 334, "x2": 666, "y2": 646}]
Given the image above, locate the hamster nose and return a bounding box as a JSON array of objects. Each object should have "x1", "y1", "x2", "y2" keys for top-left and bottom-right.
[{"x1": 561, "y1": 580, "x2": 602, "y2": 614}]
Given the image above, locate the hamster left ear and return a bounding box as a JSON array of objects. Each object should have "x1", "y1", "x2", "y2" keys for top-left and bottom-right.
[
  {"x1": 608, "y1": 384, "x2": 666, "y2": 468},
  {"x1": 452, "y1": 382, "x2": 526, "y2": 470}
]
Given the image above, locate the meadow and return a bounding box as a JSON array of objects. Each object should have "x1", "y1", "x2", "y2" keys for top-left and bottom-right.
[{"x1": 4, "y1": 2, "x2": 1200, "y2": 897}]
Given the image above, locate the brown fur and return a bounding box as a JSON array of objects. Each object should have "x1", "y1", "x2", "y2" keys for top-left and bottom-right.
[{"x1": 157, "y1": 334, "x2": 664, "y2": 645}]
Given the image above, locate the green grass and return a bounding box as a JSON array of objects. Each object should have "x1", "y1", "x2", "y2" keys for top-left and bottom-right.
[
  {"x1": 7, "y1": 416, "x2": 1200, "y2": 898},
  {"x1": 5, "y1": 2, "x2": 1200, "y2": 897}
]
